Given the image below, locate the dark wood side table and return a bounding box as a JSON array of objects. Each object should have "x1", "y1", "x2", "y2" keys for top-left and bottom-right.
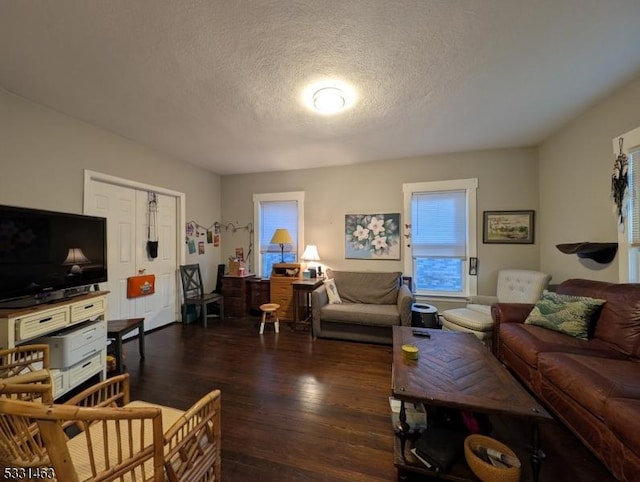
[
  {"x1": 222, "y1": 274, "x2": 255, "y2": 318},
  {"x1": 292, "y1": 278, "x2": 323, "y2": 333},
  {"x1": 247, "y1": 277, "x2": 271, "y2": 315},
  {"x1": 107, "y1": 318, "x2": 145, "y2": 374}
]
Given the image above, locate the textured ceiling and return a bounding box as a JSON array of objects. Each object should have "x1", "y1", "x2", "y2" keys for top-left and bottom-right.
[{"x1": 1, "y1": 1, "x2": 640, "y2": 175}]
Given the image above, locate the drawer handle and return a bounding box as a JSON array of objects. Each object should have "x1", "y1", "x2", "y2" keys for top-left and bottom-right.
[
  {"x1": 39, "y1": 317, "x2": 53, "y2": 323},
  {"x1": 82, "y1": 360, "x2": 92, "y2": 368},
  {"x1": 83, "y1": 304, "x2": 95, "y2": 310},
  {"x1": 82, "y1": 349, "x2": 97, "y2": 359}
]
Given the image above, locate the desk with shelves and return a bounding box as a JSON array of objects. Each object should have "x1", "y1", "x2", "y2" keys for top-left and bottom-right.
[
  {"x1": 270, "y1": 263, "x2": 301, "y2": 321},
  {"x1": 222, "y1": 273, "x2": 320, "y2": 324}
]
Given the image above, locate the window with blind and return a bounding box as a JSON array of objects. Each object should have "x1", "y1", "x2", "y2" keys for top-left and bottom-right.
[
  {"x1": 629, "y1": 149, "x2": 640, "y2": 245},
  {"x1": 628, "y1": 148, "x2": 640, "y2": 282},
  {"x1": 253, "y1": 192, "x2": 304, "y2": 278},
  {"x1": 614, "y1": 127, "x2": 640, "y2": 282},
  {"x1": 403, "y1": 179, "x2": 477, "y2": 297}
]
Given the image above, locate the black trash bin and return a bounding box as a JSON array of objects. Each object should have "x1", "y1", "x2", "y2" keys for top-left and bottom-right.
[{"x1": 411, "y1": 303, "x2": 439, "y2": 328}]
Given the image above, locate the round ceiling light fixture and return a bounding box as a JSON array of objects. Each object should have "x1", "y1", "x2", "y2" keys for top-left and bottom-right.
[{"x1": 312, "y1": 87, "x2": 346, "y2": 114}]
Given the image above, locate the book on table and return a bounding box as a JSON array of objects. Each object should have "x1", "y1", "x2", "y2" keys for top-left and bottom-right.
[
  {"x1": 413, "y1": 427, "x2": 467, "y2": 473},
  {"x1": 389, "y1": 397, "x2": 427, "y2": 430},
  {"x1": 410, "y1": 448, "x2": 434, "y2": 469}
]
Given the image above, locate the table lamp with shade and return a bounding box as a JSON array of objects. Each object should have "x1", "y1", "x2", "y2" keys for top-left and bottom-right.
[
  {"x1": 301, "y1": 244, "x2": 321, "y2": 278},
  {"x1": 63, "y1": 247, "x2": 90, "y2": 275},
  {"x1": 270, "y1": 228, "x2": 293, "y2": 263}
]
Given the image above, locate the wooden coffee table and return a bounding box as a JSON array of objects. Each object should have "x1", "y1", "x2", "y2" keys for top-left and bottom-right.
[{"x1": 392, "y1": 326, "x2": 552, "y2": 482}]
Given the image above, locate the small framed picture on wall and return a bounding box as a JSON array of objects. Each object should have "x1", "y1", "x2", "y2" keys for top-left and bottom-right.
[{"x1": 483, "y1": 210, "x2": 535, "y2": 244}]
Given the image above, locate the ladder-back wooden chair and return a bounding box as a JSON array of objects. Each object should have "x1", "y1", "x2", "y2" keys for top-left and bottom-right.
[{"x1": 179, "y1": 264, "x2": 224, "y2": 327}]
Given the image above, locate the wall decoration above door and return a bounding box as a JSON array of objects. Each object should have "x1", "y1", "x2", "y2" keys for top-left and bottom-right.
[
  {"x1": 611, "y1": 137, "x2": 628, "y2": 229},
  {"x1": 345, "y1": 213, "x2": 401, "y2": 259}
]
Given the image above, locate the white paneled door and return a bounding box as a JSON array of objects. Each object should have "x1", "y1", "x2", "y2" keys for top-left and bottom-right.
[
  {"x1": 84, "y1": 177, "x2": 180, "y2": 331},
  {"x1": 134, "y1": 191, "x2": 177, "y2": 330}
]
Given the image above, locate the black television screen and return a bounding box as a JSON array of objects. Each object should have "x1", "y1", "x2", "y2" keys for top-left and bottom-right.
[{"x1": 0, "y1": 205, "x2": 107, "y2": 306}]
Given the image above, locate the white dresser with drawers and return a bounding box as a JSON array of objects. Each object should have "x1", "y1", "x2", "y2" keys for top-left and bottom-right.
[{"x1": 0, "y1": 291, "x2": 109, "y2": 399}]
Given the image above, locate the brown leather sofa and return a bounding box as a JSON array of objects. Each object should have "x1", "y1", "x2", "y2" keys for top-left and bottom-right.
[{"x1": 491, "y1": 279, "x2": 640, "y2": 482}]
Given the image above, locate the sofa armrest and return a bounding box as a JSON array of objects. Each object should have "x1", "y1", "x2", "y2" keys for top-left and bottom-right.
[
  {"x1": 470, "y1": 295, "x2": 499, "y2": 306},
  {"x1": 491, "y1": 302, "x2": 535, "y2": 359},
  {"x1": 311, "y1": 285, "x2": 328, "y2": 336},
  {"x1": 311, "y1": 285, "x2": 328, "y2": 311},
  {"x1": 397, "y1": 285, "x2": 414, "y2": 326},
  {"x1": 491, "y1": 303, "x2": 535, "y2": 325}
]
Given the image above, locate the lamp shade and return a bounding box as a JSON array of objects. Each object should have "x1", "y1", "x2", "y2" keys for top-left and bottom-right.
[
  {"x1": 270, "y1": 229, "x2": 293, "y2": 245},
  {"x1": 301, "y1": 245, "x2": 320, "y2": 261},
  {"x1": 271, "y1": 228, "x2": 293, "y2": 263},
  {"x1": 63, "y1": 248, "x2": 90, "y2": 265},
  {"x1": 63, "y1": 248, "x2": 90, "y2": 275}
]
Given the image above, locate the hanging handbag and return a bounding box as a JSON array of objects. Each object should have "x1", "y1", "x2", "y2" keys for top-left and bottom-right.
[{"x1": 147, "y1": 192, "x2": 159, "y2": 259}]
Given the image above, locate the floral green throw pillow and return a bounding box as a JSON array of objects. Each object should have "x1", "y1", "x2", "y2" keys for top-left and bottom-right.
[{"x1": 524, "y1": 292, "x2": 605, "y2": 340}]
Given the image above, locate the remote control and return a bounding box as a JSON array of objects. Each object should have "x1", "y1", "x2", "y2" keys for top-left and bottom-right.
[{"x1": 412, "y1": 330, "x2": 431, "y2": 338}]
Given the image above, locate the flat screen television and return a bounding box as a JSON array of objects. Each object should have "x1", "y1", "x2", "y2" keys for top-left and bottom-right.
[{"x1": 0, "y1": 205, "x2": 108, "y2": 308}]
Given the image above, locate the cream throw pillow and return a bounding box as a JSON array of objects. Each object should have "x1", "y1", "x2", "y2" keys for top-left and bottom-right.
[{"x1": 324, "y1": 278, "x2": 342, "y2": 304}]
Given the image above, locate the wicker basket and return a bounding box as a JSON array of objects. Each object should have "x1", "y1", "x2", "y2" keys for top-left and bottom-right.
[{"x1": 464, "y1": 434, "x2": 521, "y2": 482}]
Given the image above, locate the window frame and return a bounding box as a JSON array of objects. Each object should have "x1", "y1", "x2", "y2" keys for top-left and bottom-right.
[
  {"x1": 253, "y1": 191, "x2": 305, "y2": 278},
  {"x1": 613, "y1": 126, "x2": 640, "y2": 283},
  {"x1": 403, "y1": 179, "x2": 478, "y2": 299}
]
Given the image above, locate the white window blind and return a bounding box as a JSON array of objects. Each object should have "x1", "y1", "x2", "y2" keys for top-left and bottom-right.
[
  {"x1": 411, "y1": 190, "x2": 467, "y2": 258},
  {"x1": 260, "y1": 201, "x2": 298, "y2": 253},
  {"x1": 630, "y1": 148, "x2": 640, "y2": 246}
]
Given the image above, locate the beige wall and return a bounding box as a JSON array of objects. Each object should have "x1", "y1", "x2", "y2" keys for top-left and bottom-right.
[
  {"x1": 221, "y1": 147, "x2": 540, "y2": 297},
  {"x1": 7, "y1": 68, "x2": 638, "y2": 297},
  {"x1": 0, "y1": 89, "x2": 223, "y2": 289},
  {"x1": 539, "y1": 74, "x2": 640, "y2": 284}
]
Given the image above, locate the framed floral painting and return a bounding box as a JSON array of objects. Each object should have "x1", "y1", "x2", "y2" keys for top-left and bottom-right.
[{"x1": 345, "y1": 213, "x2": 401, "y2": 259}]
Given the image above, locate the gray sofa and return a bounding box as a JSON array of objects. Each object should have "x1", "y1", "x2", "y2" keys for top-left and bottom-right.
[{"x1": 311, "y1": 270, "x2": 414, "y2": 344}]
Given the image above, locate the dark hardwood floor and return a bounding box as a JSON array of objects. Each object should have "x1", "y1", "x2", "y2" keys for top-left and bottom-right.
[{"x1": 122, "y1": 317, "x2": 615, "y2": 482}]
